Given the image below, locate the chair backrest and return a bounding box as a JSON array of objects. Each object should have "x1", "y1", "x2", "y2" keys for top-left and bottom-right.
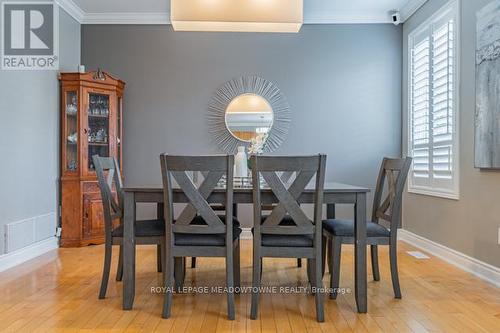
[
  {"x1": 371, "y1": 157, "x2": 412, "y2": 235},
  {"x1": 93, "y1": 155, "x2": 124, "y2": 238},
  {"x1": 160, "y1": 155, "x2": 234, "y2": 236},
  {"x1": 251, "y1": 155, "x2": 326, "y2": 242}
]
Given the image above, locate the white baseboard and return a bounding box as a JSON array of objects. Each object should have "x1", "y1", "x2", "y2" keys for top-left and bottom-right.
[
  {"x1": 241, "y1": 228, "x2": 252, "y2": 240},
  {"x1": 399, "y1": 229, "x2": 500, "y2": 288},
  {"x1": 0, "y1": 237, "x2": 59, "y2": 273}
]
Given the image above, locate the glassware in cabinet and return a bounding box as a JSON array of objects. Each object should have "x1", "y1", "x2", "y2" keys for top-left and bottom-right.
[
  {"x1": 87, "y1": 92, "x2": 110, "y2": 171},
  {"x1": 65, "y1": 90, "x2": 78, "y2": 173}
]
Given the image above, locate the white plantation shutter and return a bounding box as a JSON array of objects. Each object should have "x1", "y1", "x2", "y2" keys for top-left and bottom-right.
[{"x1": 408, "y1": 2, "x2": 459, "y2": 199}]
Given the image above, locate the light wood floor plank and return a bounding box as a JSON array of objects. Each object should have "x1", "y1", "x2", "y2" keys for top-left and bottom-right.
[{"x1": 0, "y1": 241, "x2": 499, "y2": 332}]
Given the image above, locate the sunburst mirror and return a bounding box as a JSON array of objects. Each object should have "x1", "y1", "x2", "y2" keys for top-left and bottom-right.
[{"x1": 208, "y1": 76, "x2": 291, "y2": 154}]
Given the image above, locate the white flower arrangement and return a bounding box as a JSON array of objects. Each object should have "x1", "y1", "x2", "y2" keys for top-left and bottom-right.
[{"x1": 248, "y1": 133, "x2": 269, "y2": 155}]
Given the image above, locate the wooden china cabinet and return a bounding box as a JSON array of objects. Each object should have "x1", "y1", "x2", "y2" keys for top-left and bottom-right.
[{"x1": 59, "y1": 71, "x2": 125, "y2": 247}]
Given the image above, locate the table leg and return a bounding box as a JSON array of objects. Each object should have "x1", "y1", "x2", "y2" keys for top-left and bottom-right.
[
  {"x1": 326, "y1": 203, "x2": 336, "y2": 219},
  {"x1": 354, "y1": 193, "x2": 367, "y2": 313},
  {"x1": 123, "y1": 191, "x2": 136, "y2": 310},
  {"x1": 322, "y1": 204, "x2": 336, "y2": 276},
  {"x1": 233, "y1": 203, "x2": 238, "y2": 219}
]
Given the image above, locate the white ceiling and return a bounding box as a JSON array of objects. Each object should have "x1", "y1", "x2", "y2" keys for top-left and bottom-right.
[{"x1": 59, "y1": 0, "x2": 427, "y2": 24}]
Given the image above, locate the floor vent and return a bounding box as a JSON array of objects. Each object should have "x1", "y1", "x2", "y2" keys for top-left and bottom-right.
[{"x1": 4, "y1": 213, "x2": 56, "y2": 253}]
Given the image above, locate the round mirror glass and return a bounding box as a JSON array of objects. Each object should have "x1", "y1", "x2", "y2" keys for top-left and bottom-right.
[{"x1": 224, "y1": 94, "x2": 274, "y2": 142}]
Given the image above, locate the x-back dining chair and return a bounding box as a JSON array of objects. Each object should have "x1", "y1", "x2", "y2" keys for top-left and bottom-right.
[
  {"x1": 93, "y1": 155, "x2": 165, "y2": 299},
  {"x1": 189, "y1": 171, "x2": 239, "y2": 269},
  {"x1": 250, "y1": 155, "x2": 327, "y2": 322},
  {"x1": 322, "y1": 157, "x2": 412, "y2": 299},
  {"x1": 160, "y1": 154, "x2": 241, "y2": 320},
  {"x1": 260, "y1": 171, "x2": 304, "y2": 268}
]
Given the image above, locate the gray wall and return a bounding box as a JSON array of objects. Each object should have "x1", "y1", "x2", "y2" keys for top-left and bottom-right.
[
  {"x1": 0, "y1": 7, "x2": 80, "y2": 254},
  {"x1": 403, "y1": 0, "x2": 500, "y2": 268},
  {"x1": 82, "y1": 24, "x2": 402, "y2": 226}
]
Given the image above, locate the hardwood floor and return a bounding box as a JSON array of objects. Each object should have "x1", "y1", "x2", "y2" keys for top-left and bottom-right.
[{"x1": 0, "y1": 240, "x2": 499, "y2": 332}]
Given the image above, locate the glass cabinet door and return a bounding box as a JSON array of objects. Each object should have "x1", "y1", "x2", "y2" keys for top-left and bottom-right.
[
  {"x1": 64, "y1": 90, "x2": 78, "y2": 174},
  {"x1": 86, "y1": 92, "x2": 110, "y2": 172},
  {"x1": 117, "y1": 96, "x2": 122, "y2": 168}
]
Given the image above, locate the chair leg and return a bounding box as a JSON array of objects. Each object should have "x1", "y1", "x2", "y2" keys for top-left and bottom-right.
[
  {"x1": 327, "y1": 236, "x2": 333, "y2": 274},
  {"x1": 371, "y1": 245, "x2": 380, "y2": 281},
  {"x1": 313, "y1": 258, "x2": 325, "y2": 322},
  {"x1": 116, "y1": 244, "x2": 123, "y2": 281},
  {"x1": 191, "y1": 257, "x2": 196, "y2": 268},
  {"x1": 321, "y1": 235, "x2": 327, "y2": 276},
  {"x1": 297, "y1": 258, "x2": 302, "y2": 268},
  {"x1": 306, "y1": 259, "x2": 313, "y2": 287},
  {"x1": 162, "y1": 254, "x2": 174, "y2": 318},
  {"x1": 226, "y1": 249, "x2": 235, "y2": 320},
  {"x1": 161, "y1": 242, "x2": 166, "y2": 285},
  {"x1": 233, "y1": 241, "x2": 241, "y2": 290},
  {"x1": 174, "y1": 257, "x2": 186, "y2": 292},
  {"x1": 260, "y1": 258, "x2": 263, "y2": 280},
  {"x1": 99, "y1": 242, "x2": 112, "y2": 299},
  {"x1": 389, "y1": 242, "x2": 402, "y2": 299},
  {"x1": 250, "y1": 251, "x2": 261, "y2": 319},
  {"x1": 330, "y1": 237, "x2": 342, "y2": 299},
  {"x1": 157, "y1": 244, "x2": 162, "y2": 273}
]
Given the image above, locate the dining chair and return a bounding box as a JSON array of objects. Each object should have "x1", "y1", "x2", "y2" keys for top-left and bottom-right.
[
  {"x1": 260, "y1": 170, "x2": 303, "y2": 268},
  {"x1": 93, "y1": 155, "x2": 165, "y2": 299},
  {"x1": 189, "y1": 172, "x2": 239, "y2": 269},
  {"x1": 190, "y1": 201, "x2": 239, "y2": 269},
  {"x1": 250, "y1": 155, "x2": 327, "y2": 322},
  {"x1": 260, "y1": 210, "x2": 303, "y2": 268},
  {"x1": 160, "y1": 154, "x2": 241, "y2": 320},
  {"x1": 322, "y1": 157, "x2": 412, "y2": 299}
]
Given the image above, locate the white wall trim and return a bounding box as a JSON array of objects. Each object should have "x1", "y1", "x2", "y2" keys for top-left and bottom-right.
[
  {"x1": 80, "y1": 11, "x2": 395, "y2": 25},
  {"x1": 399, "y1": 229, "x2": 500, "y2": 288},
  {"x1": 0, "y1": 237, "x2": 58, "y2": 273},
  {"x1": 54, "y1": 0, "x2": 85, "y2": 23},
  {"x1": 304, "y1": 12, "x2": 391, "y2": 24},
  {"x1": 401, "y1": 0, "x2": 429, "y2": 22},
  {"x1": 82, "y1": 12, "x2": 171, "y2": 25},
  {"x1": 55, "y1": 2, "x2": 417, "y2": 25}
]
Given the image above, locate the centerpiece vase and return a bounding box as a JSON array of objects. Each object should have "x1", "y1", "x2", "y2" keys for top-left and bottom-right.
[{"x1": 234, "y1": 146, "x2": 248, "y2": 178}]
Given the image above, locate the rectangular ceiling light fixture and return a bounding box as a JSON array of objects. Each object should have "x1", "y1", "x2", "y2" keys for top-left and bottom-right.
[{"x1": 171, "y1": 0, "x2": 303, "y2": 33}]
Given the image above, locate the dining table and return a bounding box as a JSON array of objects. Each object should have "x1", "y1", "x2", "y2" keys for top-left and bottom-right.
[{"x1": 121, "y1": 182, "x2": 370, "y2": 313}]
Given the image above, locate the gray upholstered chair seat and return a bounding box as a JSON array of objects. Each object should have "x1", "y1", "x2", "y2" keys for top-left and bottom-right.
[
  {"x1": 251, "y1": 227, "x2": 313, "y2": 247},
  {"x1": 322, "y1": 219, "x2": 390, "y2": 237},
  {"x1": 175, "y1": 226, "x2": 242, "y2": 246},
  {"x1": 175, "y1": 216, "x2": 241, "y2": 246},
  {"x1": 261, "y1": 233, "x2": 313, "y2": 247},
  {"x1": 112, "y1": 219, "x2": 165, "y2": 238}
]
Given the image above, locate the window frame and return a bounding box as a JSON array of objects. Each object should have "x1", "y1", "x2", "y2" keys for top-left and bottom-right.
[{"x1": 407, "y1": 0, "x2": 460, "y2": 200}]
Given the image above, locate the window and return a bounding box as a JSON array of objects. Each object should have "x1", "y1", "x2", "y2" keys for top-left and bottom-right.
[{"x1": 408, "y1": 1, "x2": 459, "y2": 199}]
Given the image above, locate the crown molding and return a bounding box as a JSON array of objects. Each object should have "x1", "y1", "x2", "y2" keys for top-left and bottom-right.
[
  {"x1": 54, "y1": 0, "x2": 85, "y2": 23},
  {"x1": 80, "y1": 11, "x2": 392, "y2": 25},
  {"x1": 304, "y1": 11, "x2": 392, "y2": 24},
  {"x1": 401, "y1": 0, "x2": 429, "y2": 22},
  {"x1": 82, "y1": 12, "x2": 170, "y2": 25},
  {"x1": 55, "y1": 1, "x2": 424, "y2": 26}
]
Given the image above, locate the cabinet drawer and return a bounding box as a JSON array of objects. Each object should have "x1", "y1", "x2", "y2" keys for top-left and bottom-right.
[{"x1": 82, "y1": 180, "x2": 117, "y2": 193}]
